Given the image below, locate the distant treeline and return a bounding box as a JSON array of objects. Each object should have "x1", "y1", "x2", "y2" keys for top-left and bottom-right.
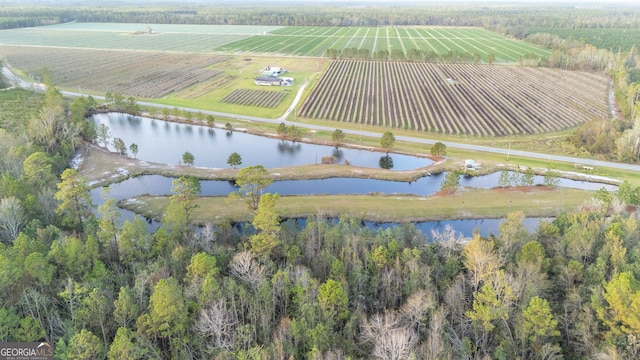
[
  {"x1": 1, "y1": 4, "x2": 640, "y2": 30},
  {"x1": 523, "y1": 27, "x2": 640, "y2": 54}
]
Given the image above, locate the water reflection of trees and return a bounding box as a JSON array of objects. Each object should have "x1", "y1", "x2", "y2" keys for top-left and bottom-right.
[
  {"x1": 379, "y1": 155, "x2": 394, "y2": 169},
  {"x1": 332, "y1": 148, "x2": 344, "y2": 161},
  {"x1": 277, "y1": 141, "x2": 302, "y2": 155},
  {"x1": 126, "y1": 115, "x2": 142, "y2": 129}
]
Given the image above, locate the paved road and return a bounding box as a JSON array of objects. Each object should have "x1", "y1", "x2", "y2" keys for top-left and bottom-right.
[
  {"x1": 5, "y1": 66, "x2": 640, "y2": 172},
  {"x1": 2, "y1": 66, "x2": 45, "y2": 90}
]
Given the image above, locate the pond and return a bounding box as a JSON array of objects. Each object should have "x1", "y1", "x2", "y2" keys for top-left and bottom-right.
[
  {"x1": 91, "y1": 112, "x2": 433, "y2": 170},
  {"x1": 95, "y1": 172, "x2": 616, "y2": 201},
  {"x1": 361, "y1": 218, "x2": 548, "y2": 238},
  {"x1": 87, "y1": 112, "x2": 617, "y2": 238},
  {"x1": 90, "y1": 172, "x2": 615, "y2": 237}
]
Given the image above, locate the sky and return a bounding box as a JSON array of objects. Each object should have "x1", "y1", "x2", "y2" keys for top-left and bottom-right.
[
  {"x1": 3, "y1": 0, "x2": 639, "y2": 8},
  {"x1": 5, "y1": 0, "x2": 640, "y2": 4}
]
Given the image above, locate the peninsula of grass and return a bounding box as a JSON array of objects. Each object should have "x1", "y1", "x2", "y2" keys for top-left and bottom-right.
[
  {"x1": 121, "y1": 187, "x2": 596, "y2": 225},
  {"x1": 77, "y1": 143, "x2": 444, "y2": 187}
]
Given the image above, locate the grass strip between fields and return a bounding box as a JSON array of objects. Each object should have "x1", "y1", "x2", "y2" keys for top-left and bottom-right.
[{"x1": 121, "y1": 187, "x2": 595, "y2": 225}]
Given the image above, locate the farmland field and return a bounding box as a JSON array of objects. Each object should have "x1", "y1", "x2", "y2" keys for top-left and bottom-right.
[
  {"x1": 0, "y1": 23, "x2": 550, "y2": 63},
  {"x1": 0, "y1": 23, "x2": 282, "y2": 53},
  {"x1": 0, "y1": 23, "x2": 604, "y2": 135},
  {"x1": 298, "y1": 60, "x2": 609, "y2": 136},
  {"x1": 0, "y1": 46, "x2": 228, "y2": 98},
  {"x1": 216, "y1": 26, "x2": 550, "y2": 62},
  {"x1": 221, "y1": 89, "x2": 287, "y2": 108}
]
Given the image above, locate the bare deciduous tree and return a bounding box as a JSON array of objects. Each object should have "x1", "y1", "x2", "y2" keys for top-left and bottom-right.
[
  {"x1": 535, "y1": 343, "x2": 564, "y2": 360},
  {"x1": 424, "y1": 306, "x2": 447, "y2": 360},
  {"x1": 19, "y1": 287, "x2": 65, "y2": 343},
  {"x1": 29, "y1": 106, "x2": 80, "y2": 155},
  {"x1": 272, "y1": 317, "x2": 294, "y2": 360},
  {"x1": 0, "y1": 131, "x2": 27, "y2": 178},
  {"x1": 193, "y1": 299, "x2": 237, "y2": 351},
  {"x1": 361, "y1": 311, "x2": 419, "y2": 360},
  {"x1": 37, "y1": 188, "x2": 58, "y2": 224},
  {"x1": 431, "y1": 224, "x2": 465, "y2": 256},
  {"x1": 229, "y1": 250, "x2": 266, "y2": 289},
  {"x1": 400, "y1": 289, "x2": 435, "y2": 335},
  {"x1": 616, "y1": 119, "x2": 640, "y2": 162},
  {"x1": 0, "y1": 196, "x2": 27, "y2": 242}
]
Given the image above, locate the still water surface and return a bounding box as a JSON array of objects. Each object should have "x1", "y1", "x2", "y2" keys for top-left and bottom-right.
[
  {"x1": 97, "y1": 173, "x2": 616, "y2": 200},
  {"x1": 92, "y1": 113, "x2": 433, "y2": 170}
]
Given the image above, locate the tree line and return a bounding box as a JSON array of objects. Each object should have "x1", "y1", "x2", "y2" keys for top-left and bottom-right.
[
  {"x1": 324, "y1": 47, "x2": 497, "y2": 64},
  {"x1": 2, "y1": 4, "x2": 640, "y2": 30}
]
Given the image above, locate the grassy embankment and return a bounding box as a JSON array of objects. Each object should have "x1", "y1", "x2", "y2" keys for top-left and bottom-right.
[{"x1": 122, "y1": 187, "x2": 595, "y2": 225}]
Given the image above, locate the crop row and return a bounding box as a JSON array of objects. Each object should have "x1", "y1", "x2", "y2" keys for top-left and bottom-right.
[
  {"x1": 219, "y1": 26, "x2": 549, "y2": 62},
  {"x1": 0, "y1": 46, "x2": 228, "y2": 98},
  {"x1": 42, "y1": 22, "x2": 284, "y2": 36},
  {"x1": 0, "y1": 28, "x2": 251, "y2": 53},
  {"x1": 297, "y1": 60, "x2": 609, "y2": 136},
  {"x1": 221, "y1": 89, "x2": 286, "y2": 108},
  {"x1": 0, "y1": 24, "x2": 550, "y2": 63}
]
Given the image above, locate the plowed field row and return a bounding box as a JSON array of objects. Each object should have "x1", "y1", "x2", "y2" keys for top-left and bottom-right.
[
  {"x1": 221, "y1": 89, "x2": 286, "y2": 108},
  {"x1": 0, "y1": 46, "x2": 228, "y2": 98},
  {"x1": 298, "y1": 60, "x2": 610, "y2": 136}
]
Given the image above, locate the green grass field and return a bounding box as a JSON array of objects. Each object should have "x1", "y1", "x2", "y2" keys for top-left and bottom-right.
[
  {"x1": 124, "y1": 187, "x2": 595, "y2": 225},
  {"x1": 0, "y1": 23, "x2": 549, "y2": 62}
]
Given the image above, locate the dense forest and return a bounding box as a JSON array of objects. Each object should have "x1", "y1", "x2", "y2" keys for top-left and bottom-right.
[
  {"x1": 2, "y1": 2, "x2": 640, "y2": 359},
  {"x1": 1, "y1": 3, "x2": 640, "y2": 30}
]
